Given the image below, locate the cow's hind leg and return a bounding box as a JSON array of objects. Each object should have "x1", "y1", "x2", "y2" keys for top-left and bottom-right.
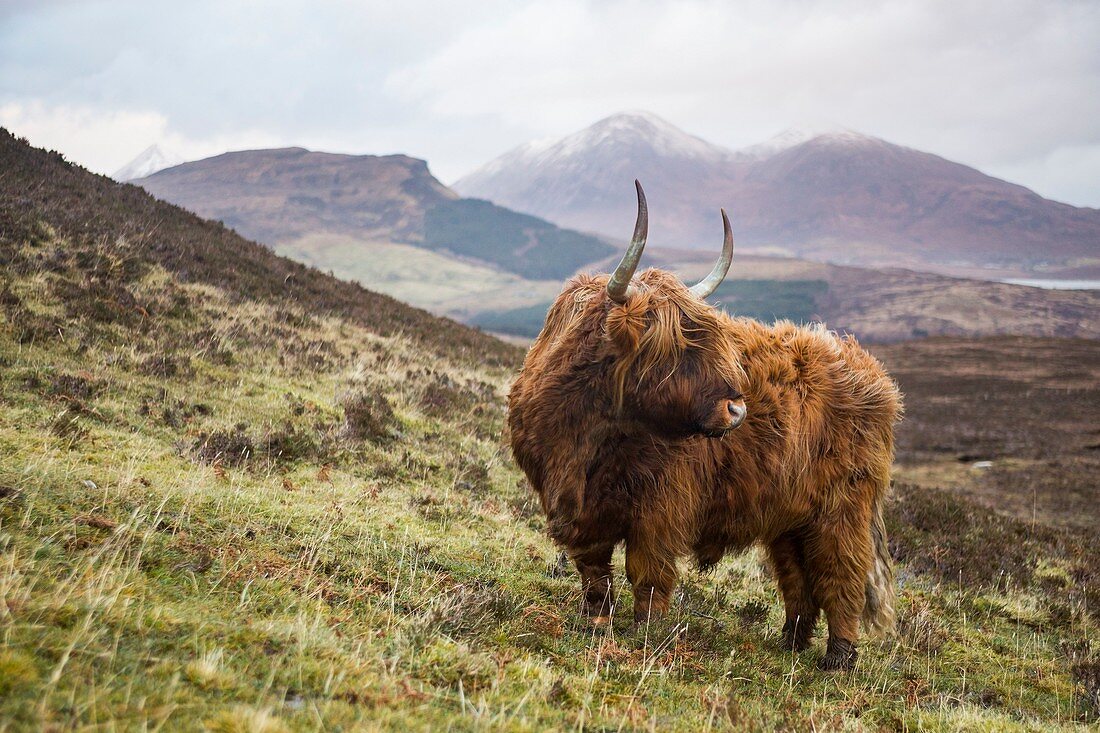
[
  {"x1": 805, "y1": 507, "x2": 873, "y2": 671},
  {"x1": 572, "y1": 544, "x2": 615, "y2": 624},
  {"x1": 767, "y1": 531, "x2": 819, "y2": 652},
  {"x1": 625, "y1": 535, "x2": 678, "y2": 624}
]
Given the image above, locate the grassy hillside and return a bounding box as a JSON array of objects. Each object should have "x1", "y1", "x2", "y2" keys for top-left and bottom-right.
[
  {"x1": 2, "y1": 132, "x2": 1099, "y2": 729},
  {"x1": 276, "y1": 233, "x2": 563, "y2": 315},
  {"x1": 0, "y1": 131, "x2": 515, "y2": 370}
]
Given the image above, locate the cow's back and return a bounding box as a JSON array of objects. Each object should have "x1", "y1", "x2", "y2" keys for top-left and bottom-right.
[{"x1": 715, "y1": 318, "x2": 901, "y2": 531}]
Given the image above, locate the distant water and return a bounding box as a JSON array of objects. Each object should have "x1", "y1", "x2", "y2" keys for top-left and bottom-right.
[{"x1": 999, "y1": 278, "x2": 1100, "y2": 290}]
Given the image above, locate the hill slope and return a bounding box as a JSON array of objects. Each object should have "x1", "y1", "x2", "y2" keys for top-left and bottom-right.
[
  {"x1": 2, "y1": 130, "x2": 1099, "y2": 729},
  {"x1": 134, "y1": 147, "x2": 614, "y2": 280},
  {"x1": 455, "y1": 112, "x2": 1100, "y2": 278},
  {"x1": 0, "y1": 130, "x2": 516, "y2": 368}
]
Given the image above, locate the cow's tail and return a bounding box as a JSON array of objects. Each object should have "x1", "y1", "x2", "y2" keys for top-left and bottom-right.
[{"x1": 862, "y1": 492, "x2": 896, "y2": 637}]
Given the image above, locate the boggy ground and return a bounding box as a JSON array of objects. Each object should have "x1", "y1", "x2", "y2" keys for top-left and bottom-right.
[
  {"x1": 879, "y1": 337, "x2": 1100, "y2": 532},
  {"x1": 1, "y1": 223, "x2": 1099, "y2": 729}
]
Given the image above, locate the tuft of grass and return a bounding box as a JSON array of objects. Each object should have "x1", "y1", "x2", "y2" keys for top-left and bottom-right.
[
  {"x1": 204, "y1": 706, "x2": 290, "y2": 733},
  {"x1": 338, "y1": 386, "x2": 398, "y2": 442},
  {"x1": 185, "y1": 648, "x2": 227, "y2": 690},
  {"x1": 0, "y1": 650, "x2": 40, "y2": 697}
]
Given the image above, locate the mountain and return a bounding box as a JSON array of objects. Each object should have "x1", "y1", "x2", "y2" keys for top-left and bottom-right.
[
  {"x1": 134, "y1": 147, "x2": 613, "y2": 280},
  {"x1": 454, "y1": 111, "x2": 744, "y2": 249},
  {"x1": 113, "y1": 144, "x2": 181, "y2": 181},
  {"x1": 735, "y1": 132, "x2": 1100, "y2": 273},
  {"x1": 454, "y1": 112, "x2": 1100, "y2": 278},
  {"x1": 118, "y1": 130, "x2": 1098, "y2": 343}
]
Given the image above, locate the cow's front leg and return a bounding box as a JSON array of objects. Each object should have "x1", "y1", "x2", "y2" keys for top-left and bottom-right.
[
  {"x1": 571, "y1": 544, "x2": 615, "y2": 624},
  {"x1": 768, "y1": 531, "x2": 820, "y2": 652},
  {"x1": 625, "y1": 536, "x2": 678, "y2": 624}
]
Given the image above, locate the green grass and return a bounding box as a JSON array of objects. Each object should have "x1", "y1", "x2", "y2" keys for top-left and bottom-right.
[
  {"x1": 1, "y1": 223, "x2": 1097, "y2": 730},
  {"x1": 275, "y1": 233, "x2": 563, "y2": 315}
]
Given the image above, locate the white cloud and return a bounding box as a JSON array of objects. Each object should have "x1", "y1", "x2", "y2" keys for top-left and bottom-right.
[
  {"x1": 1, "y1": 0, "x2": 1098, "y2": 203},
  {"x1": 388, "y1": 0, "x2": 1100, "y2": 200},
  {"x1": 0, "y1": 100, "x2": 282, "y2": 176},
  {"x1": 986, "y1": 143, "x2": 1100, "y2": 208}
]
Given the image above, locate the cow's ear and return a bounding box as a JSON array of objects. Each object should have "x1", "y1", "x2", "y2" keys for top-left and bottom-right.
[{"x1": 606, "y1": 294, "x2": 649, "y2": 354}]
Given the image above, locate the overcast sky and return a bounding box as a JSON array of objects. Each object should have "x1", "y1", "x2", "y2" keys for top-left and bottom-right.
[{"x1": 2, "y1": 0, "x2": 1098, "y2": 206}]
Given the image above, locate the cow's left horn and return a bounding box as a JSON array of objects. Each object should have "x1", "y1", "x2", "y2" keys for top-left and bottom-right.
[
  {"x1": 688, "y1": 209, "x2": 734, "y2": 299},
  {"x1": 606, "y1": 180, "x2": 649, "y2": 304}
]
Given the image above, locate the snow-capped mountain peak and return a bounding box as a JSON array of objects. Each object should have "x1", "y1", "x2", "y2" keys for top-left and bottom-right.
[
  {"x1": 113, "y1": 145, "x2": 182, "y2": 181},
  {"x1": 740, "y1": 125, "x2": 877, "y2": 159},
  {"x1": 460, "y1": 111, "x2": 736, "y2": 182},
  {"x1": 452, "y1": 111, "x2": 740, "y2": 202},
  {"x1": 452, "y1": 110, "x2": 1100, "y2": 272},
  {"x1": 544, "y1": 111, "x2": 735, "y2": 162}
]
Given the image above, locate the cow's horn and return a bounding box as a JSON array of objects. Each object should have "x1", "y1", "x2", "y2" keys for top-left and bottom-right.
[
  {"x1": 606, "y1": 180, "x2": 648, "y2": 304},
  {"x1": 688, "y1": 209, "x2": 734, "y2": 299}
]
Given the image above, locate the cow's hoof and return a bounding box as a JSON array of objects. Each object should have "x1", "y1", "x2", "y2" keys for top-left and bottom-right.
[
  {"x1": 589, "y1": 615, "x2": 612, "y2": 627},
  {"x1": 781, "y1": 633, "x2": 812, "y2": 652},
  {"x1": 818, "y1": 638, "x2": 858, "y2": 671},
  {"x1": 583, "y1": 600, "x2": 613, "y2": 620}
]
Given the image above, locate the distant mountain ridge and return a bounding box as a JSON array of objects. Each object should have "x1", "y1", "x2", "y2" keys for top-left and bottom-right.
[
  {"x1": 455, "y1": 111, "x2": 743, "y2": 250},
  {"x1": 124, "y1": 132, "x2": 1100, "y2": 343},
  {"x1": 134, "y1": 147, "x2": 613, "y2": 280},
  {"x1": 137, "y1": 147, "x2": 456, "y2": 245},
  {"x1": 454, "y1": 112, "x2": 1100, "y2": 278}
]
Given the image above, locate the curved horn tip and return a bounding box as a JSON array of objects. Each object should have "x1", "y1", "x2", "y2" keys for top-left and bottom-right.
[
  {"x1": 633, "y1": 182, "x2": 648, "y2": 243},
  {"x1": 687, "y1": 207, "x2": 735, "y2": 299},
  {"x1": 606, "y1": 180, "x2": 650, "y2": 303}
]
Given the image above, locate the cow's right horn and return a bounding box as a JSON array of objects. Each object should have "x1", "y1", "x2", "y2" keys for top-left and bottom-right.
[
  {"x1": 606, "y1": 180, "x2": 649, "y2": 304},
  {"x1": 687, "y1": 208, "x2": 734, "y2": 299}
]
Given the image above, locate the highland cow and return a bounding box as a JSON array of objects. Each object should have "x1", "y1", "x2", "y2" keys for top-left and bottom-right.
[{"x1": 508, "y1": 181, "x2": 902, "y2": 670}]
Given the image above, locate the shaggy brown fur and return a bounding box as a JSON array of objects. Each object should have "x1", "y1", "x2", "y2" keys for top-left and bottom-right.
[{"x1": 509, "y1": 268, "x2": 902, "y2": 670}]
